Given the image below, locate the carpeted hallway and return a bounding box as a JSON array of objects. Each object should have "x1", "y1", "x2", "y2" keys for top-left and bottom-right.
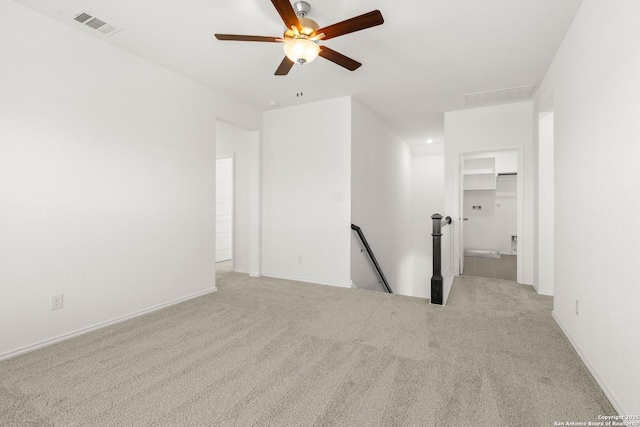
[{"x1": 0, "y1": 270, "x2": 615, "y2": 426}]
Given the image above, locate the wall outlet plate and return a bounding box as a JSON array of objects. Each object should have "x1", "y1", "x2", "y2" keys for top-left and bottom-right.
[{"x1": 51, "y1": 294, "x2": 63, "y2": 310}]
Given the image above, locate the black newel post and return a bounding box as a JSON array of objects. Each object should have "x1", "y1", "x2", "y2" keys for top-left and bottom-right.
[{"x1": 431, "y1": 214, "x2": 444, "y2": 305}]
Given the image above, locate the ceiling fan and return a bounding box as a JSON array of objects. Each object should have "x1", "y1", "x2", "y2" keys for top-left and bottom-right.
[{"x1": 215, "y1": 0, "x2": 384, "y2": 75}]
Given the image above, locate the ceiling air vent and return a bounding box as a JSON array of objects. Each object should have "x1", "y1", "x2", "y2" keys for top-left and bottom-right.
[
  {"x1": 465, "y1": 85, "x2": 536, "y2": 107},
  {"x1": 73, "y1": 12, "x2": 92, "y2": 24},
  {"x1": 72, "y1": 11, "x2": 121, "y2": 36}
]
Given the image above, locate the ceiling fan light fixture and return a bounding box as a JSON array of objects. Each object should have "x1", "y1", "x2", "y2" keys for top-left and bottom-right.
[
  {"x1": 214, "y1": 1, "x2": 384, "y2": 75},
  {"x1": 283, "y1": 38, "x2": 320, "y2": 65}
]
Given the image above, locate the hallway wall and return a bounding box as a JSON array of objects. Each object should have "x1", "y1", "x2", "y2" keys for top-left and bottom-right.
[
  {"x1": 351, "y1": 100, "x2": 413, "y2": 295},
  {"x1": 262, "y1": 97, "x2": 351, "y2": 287},
  {"x1": 535, "y1": 0, "x2": 640, "y2": 414},
  {"x1": 0, "y1": 1, "x2": 261, "y2": 358},
  {"x1": 411, "y1": 154, "x2": 445, "y2": 299},
  {"x1": 444, "y1": 102, "x2": 534, "y2": 288},
  {"x1": 536, "y1": 112, "x2": 554, "y2": 295},
  {"x1": 464, "y1": 174, "x2": 517, "y2": 255}
]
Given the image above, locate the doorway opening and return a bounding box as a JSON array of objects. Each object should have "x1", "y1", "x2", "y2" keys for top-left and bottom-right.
[
  {"x1": 460, "y1": 150, "x2": 519, "y2": 281},
  {"x1": 216, "y1": 156, "x2": 234, "y2": 271}
]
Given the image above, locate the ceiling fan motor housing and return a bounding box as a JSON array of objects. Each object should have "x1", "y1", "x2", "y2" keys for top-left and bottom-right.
[{"x1": 293, "y1": 1, "x2": 311, "y2": 18}]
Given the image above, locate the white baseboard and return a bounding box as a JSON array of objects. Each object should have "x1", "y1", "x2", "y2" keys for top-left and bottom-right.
[
  {"x1": 439, "y1": 264, "x2": 455, "y2": 306},
  {"x1": 552, "y1": 312, "x2": 624, "y2": 415},
  {"x1": 537, "y1": 289, "x2": 554, "y2": 296},
  {"x1": 442, "y1": 275, "x2": 454, "y2": 306},
  {"x1": 262, "y1": 273, "x2": 351, "y2": 289},
  {"x1": 0, "y1": 287, "x2": 217, "y2": 361},
  {"x1": 232, "y1": 267, "x2": 258, "y2": 276}
]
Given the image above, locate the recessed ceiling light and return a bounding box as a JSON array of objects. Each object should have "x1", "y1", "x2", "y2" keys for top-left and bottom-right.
[{"x1": 426, "y1": 139, "x2": 434, "y2": 144}]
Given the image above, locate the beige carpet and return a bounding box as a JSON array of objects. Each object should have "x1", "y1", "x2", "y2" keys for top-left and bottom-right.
[
  {"x1": 0, "y1": 271, "x2": 615, "y2": 426},
  {"x1": 464, "y1": 255, "x2": 517, "y2": 281}
]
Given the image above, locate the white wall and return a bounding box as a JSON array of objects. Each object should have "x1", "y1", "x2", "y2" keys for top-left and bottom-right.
[
  {"x1": 262, "y1": 97, "x2": 351, "y2": 287},
  {"x1": 411, "y1": 155, "x2": 445, "y2": 299},
  {"x1": 537, "y1": 113, "x2": 554, "y2": 295},
  {"x1": 535, "y1": 0, "x2": 640, "y2": 414},
  {"x1": 444, "y1": 102, "x2": 534, "y2": 288},
  {"x1": 462, "y1": 150, "x2": 518, "y2": 255},
  {"x1": 0, "y1": 1, "x2": 260, "y2": 358},
  {"x1": 216, "y1": 121, "x2": 261, "y2": 275},
  {"x1": 351, "y1": 100, "x2": 413, "y2": 296},
  {"x1": 464, "y1": 175, "x2": 517, "y2": 254}
]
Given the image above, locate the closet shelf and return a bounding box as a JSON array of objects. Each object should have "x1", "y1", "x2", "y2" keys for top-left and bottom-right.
[
  {"x1": 463, "y1": 157, "x2": 497, "y2": 190},
  {"x1": 463, "y1": 169, "x2": 495, "y2": 175}
]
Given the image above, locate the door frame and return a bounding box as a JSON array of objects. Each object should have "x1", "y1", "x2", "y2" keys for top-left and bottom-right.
[{"x1": 216, "y1": 154, "x2": 235, "y2": 269}]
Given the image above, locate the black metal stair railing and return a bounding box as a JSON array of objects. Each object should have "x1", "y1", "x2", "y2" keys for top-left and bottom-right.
[{"x1": 351, "y1": 224, "x2": 392, "y2": 293}]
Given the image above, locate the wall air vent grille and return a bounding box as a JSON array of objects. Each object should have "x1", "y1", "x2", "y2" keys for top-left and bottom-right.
[
  {"x1": 72, "y1": 11, "x2": 121, "y2": 36},
  {"x1": 465, "y1": 85, "x2": 536, "y2": 107}
]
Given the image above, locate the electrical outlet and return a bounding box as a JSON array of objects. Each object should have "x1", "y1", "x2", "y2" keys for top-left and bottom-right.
[
  {"x1": 51, "y1": 294, "x2": 63, "y2": 310},
  {"x1": 575, "y1": 300, "x2": 579, "y2": 316},
  {"x1": 297, "y1": 255, "x2": 302, "y2": 263}
]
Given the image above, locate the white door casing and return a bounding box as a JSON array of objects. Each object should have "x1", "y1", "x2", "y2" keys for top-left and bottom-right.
[{"x1": 216, "y1": 157, "x2": 233, "y2": 263}]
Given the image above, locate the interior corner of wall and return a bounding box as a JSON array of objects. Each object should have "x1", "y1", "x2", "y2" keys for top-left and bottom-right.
[{"x1": 531, "y1": 280, "x2": 539, "y2": 293}]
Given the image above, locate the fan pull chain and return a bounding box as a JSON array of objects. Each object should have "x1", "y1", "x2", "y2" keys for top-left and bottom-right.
[{"x1": 297, "y1": 66, "x2": 303, "y2": 97}]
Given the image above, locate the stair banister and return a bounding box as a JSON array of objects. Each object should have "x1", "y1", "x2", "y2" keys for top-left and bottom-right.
[
  {"x1": 431, "y1": 214, "x2": 452, "y2": 305},
  {"x1": 351, "y1": 224, "x2": 393, "y2": 293}
]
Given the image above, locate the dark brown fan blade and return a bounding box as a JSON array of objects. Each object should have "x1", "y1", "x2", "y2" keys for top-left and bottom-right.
[
  {"x1": 275, "y1": 56, "x2": 295, "y2": 75},
  {"x1": 271, "y1": 0, "x2": 301, "y2": 31},
  {"x1": 215, "y1": 34, "x2": 280, "y2": 42},
  {"x1": 318, "y1": 47, "x2": 362, "y2": 71},
  {"x1": 316, "y1": 10, "x2": 384, "y2": 40}
]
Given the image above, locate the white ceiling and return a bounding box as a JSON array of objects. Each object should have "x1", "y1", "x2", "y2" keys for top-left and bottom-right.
[{"x1": 15, "y1": 0, "x2": 583, "y2": 146}]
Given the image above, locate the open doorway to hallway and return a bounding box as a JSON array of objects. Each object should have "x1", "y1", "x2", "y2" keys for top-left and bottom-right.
[
  {"x1": 461, "y1": 150, "x2": 518, "y2": 281},
  {"x1": 215, "y1": 259, "x2": 232, "y2": 273}
]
